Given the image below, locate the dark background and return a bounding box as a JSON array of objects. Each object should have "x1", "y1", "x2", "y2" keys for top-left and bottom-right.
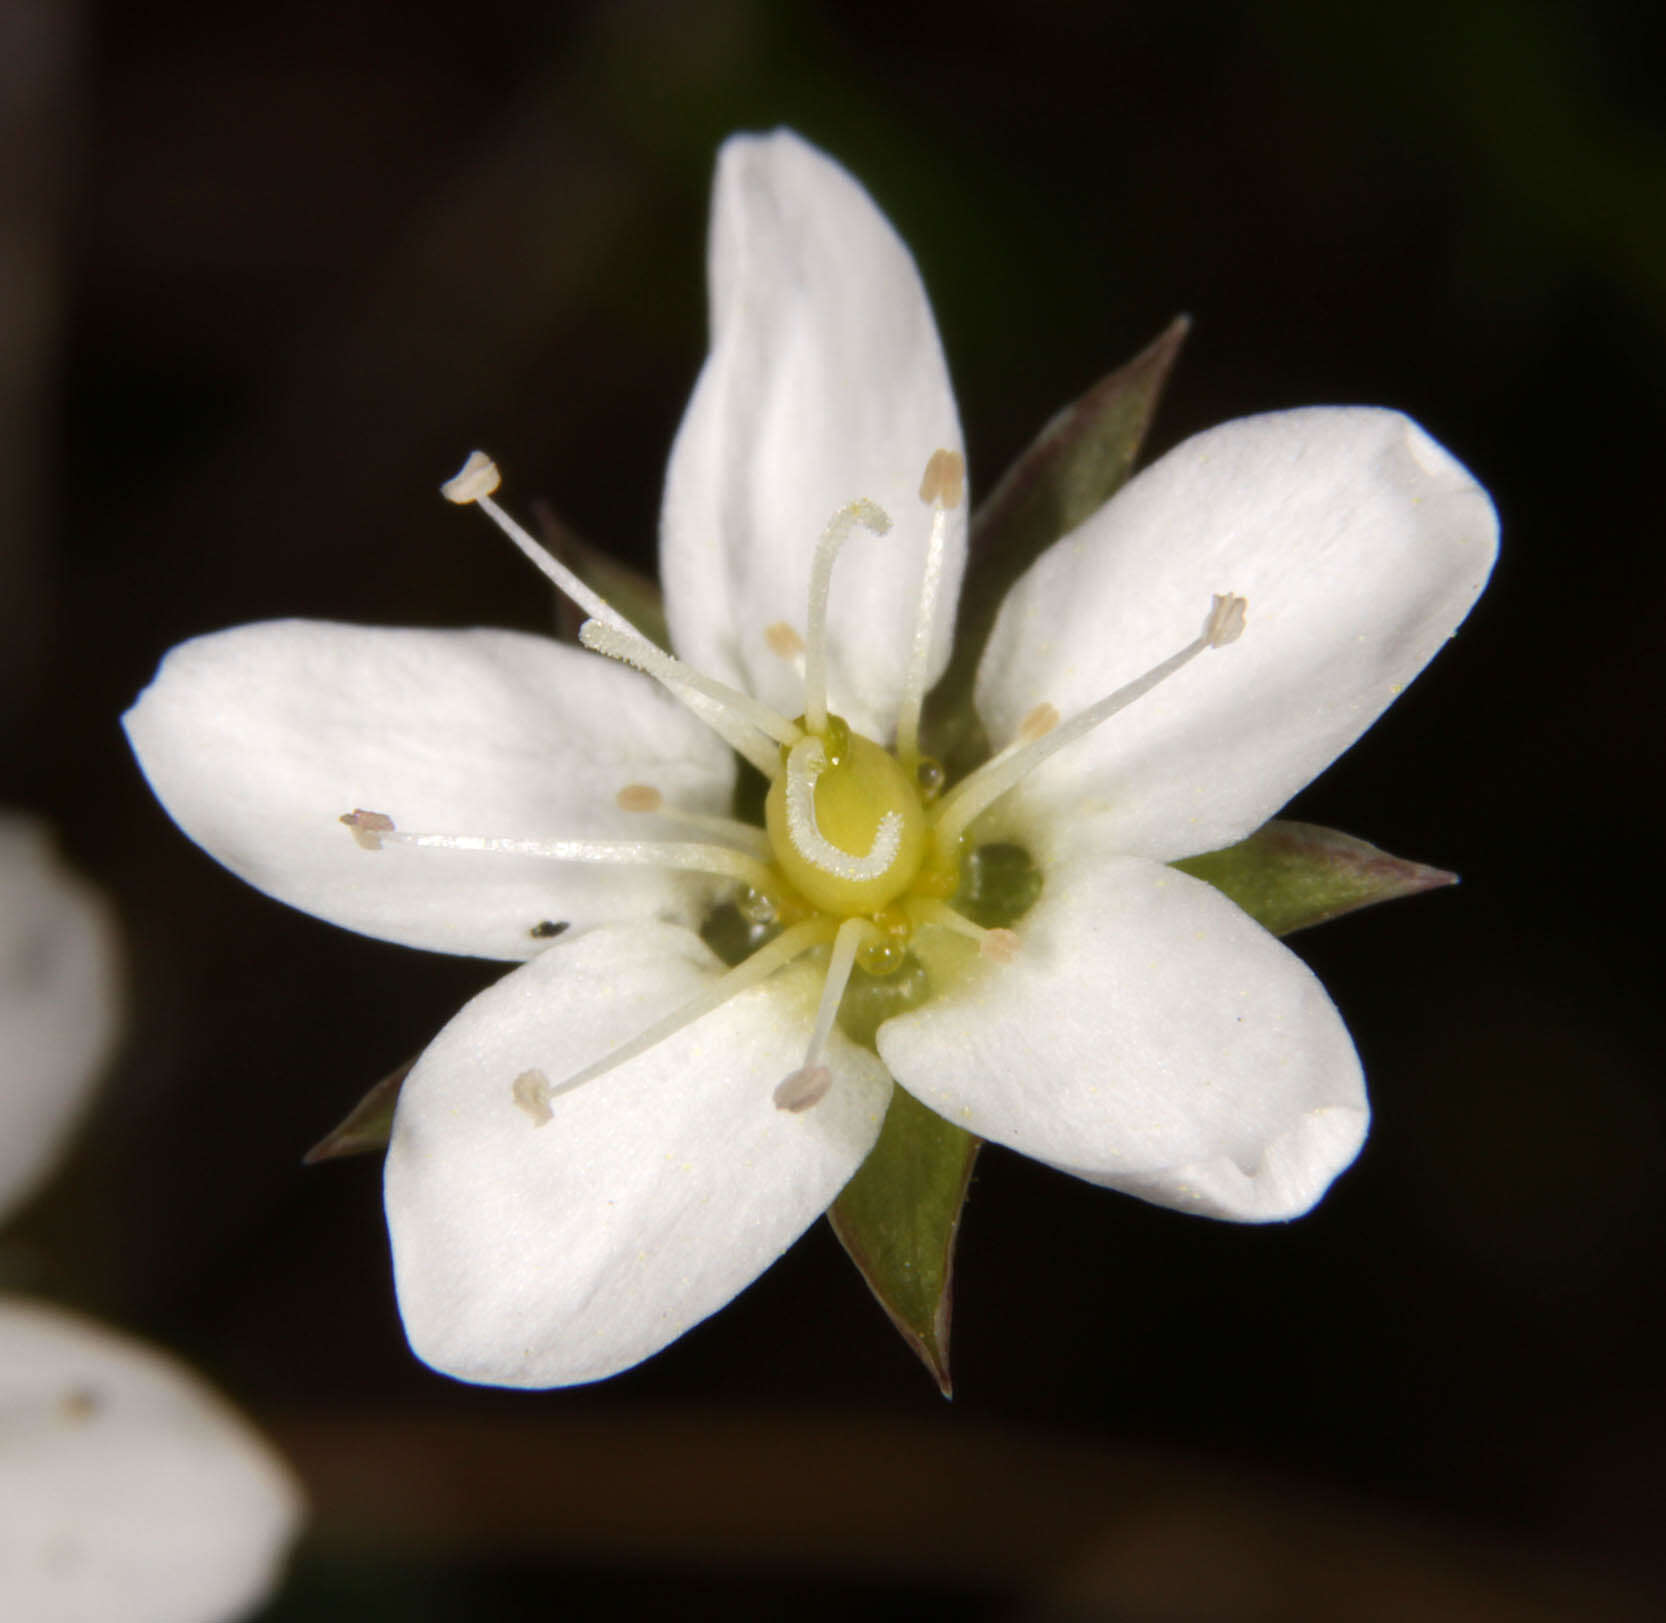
[{"x1": 4, "y1": 0, "x2": 1663, "y2": 1616}]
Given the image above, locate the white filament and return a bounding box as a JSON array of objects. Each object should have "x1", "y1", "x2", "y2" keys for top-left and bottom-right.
[
  {"x1": 932, "y1": 595, "x2": 1247, "y2": 850},
  {"x1": 441, "y1": 452, "x2": 794, "y2": 780},
  {"x1": 774, "y1": 916, "x2": 874, "y2": 1112},
  {"x1": 355, "y1": 821, "x2": 783, "y2": 900},
  {"x1": 542, "y1": 917, "x2": 837, "y2": 1104}
]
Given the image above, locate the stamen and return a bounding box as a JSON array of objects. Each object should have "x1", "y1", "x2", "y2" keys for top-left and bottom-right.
[
  {"x1": 547, "y1": 917, "x2": 838, "y2": 1103},
  {"x1": 580, "y1": 618, "x2": 799, "y2": 778},
  {"x1": 932, "y1": 594, "x2": 1248, "y2": 849},
  {"x1": 905, "y1": 897, "x2": 1021, "y2": 962},
  {"x1": 895, "y1": 449, "x2": 966, "y2": 768},
  {"x1": 441, "y1": 452, "x2": 634, "y2": 639},
  {"x1": 616, "y1": 783, "x2": 775, "y2": 862},
  {"x1": 804, "y1": 499, "x2": 890, "y2": 735},
  {"x1": 783, "y1": 736, "x2": 903, "y2": 882},
  {"x1": 340, "y1": 809, "x2": 395, "y2": 851},
  {"x1": 774, "y1": 916, "x2": 875, "y2": 1112},
  {"x1": 343, "y1": 814, "x2": 785, "y2": 901},
  {"x1": 442, "y1": 452, "x2": 791, "y2": 780},
  {"x1": 512, "y1": 1069, "x2": 555, "y2": 1126}
]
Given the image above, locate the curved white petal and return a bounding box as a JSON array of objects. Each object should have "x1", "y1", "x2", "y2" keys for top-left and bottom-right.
[
  {"x1": 878, "y1": 837, "x2": 1367, "y2": 1221},
  {"x1": 123, "y1": 621, "x2": 736, "y2": 960},
  {"x1": 0, "y1": 1297, "x2": 303, "y2": 1623},
  {"x1": 0, "y1": 817, "x2": 122, "y2": 1225},
  {"x1": 662, "y1": 129, "x2": 966, "y2": 742},
  {"x1": 974, "y1": 409, "x2": 1498, "y2": 860},
  {"x1": 385, "y1": 922, "x2": 892, "y2": 1386}
]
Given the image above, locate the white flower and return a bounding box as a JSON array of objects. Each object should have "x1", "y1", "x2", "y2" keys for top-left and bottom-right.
[
  {"x1": 122, "y1": 130, "x2": 1497, "y2": 1389},
  {"x1": 0, "y1": 814, "x2": 304, "y2": 1622},
  {"x1": 0, "y1": 816, "x2": 121, "y2": 1228},
  {"x1": 0, "y1": 1301, "x2": 303, "y2": 1623}
]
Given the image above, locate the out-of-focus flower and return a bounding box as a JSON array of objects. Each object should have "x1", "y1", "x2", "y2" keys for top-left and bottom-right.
[
  {"x1": 0, "y1": 813, "x2": 304, "y2": 1622},
  {"x1": 0, "y1": 815, "x2": 120, "y2": 1226}
]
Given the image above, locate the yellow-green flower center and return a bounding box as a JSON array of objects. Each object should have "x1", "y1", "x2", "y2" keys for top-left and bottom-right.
[{"x1": 764, "y1": 721, "x2": 929, "y2": 915}]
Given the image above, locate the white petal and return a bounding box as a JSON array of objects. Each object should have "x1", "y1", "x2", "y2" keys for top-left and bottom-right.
[
  {"x1": 662, "y1": 129, "x2": 966, "y2": 742},
  {"x1": 975, "y1": 409, "x2": 1498, "y2": 860},
  {"x1": 124, "y1": 621, "x2": 736, "y2": 960},
  {"x1": 0, "y1": 1297, "x2": 303, "y2": 1623},
  {"x1": 878, "y1": 840, "x2": 1367, "y2": 1221},
  {"x1": 385, "y1": 922, "x2": 892, "y2": 1386},
  {"x1": 0, "y1": 817, "x2": 122, "y2": 1225}
]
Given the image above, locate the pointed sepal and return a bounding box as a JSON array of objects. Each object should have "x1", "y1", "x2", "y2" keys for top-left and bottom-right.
[
  {"x1": 302, "y1": 1057, "x2": 414, "y2": 1164},
  {"x1": 1174, "y1": 819, "x2": 1458, "y2": 937},
  {"x1": 924, "y1": 316, "x2": 1191, "y2": 769},
  {"x1": 828, "y1": 1088, "x2": 978, "y2": 1397}
]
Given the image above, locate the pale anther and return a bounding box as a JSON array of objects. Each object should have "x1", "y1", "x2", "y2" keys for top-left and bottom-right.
[
  {"x1": 616, "y1": 784, "x2": 663, "y2": 813},
  {"x1": 773, "y1": 1065, "x2": 832, "y2": 1113},
  {"x1": 1205, "y1": 593, "x2": 1248, "y2": 647},
  {"x1": 441, "y1": 450, "x2": 502, "y2": 505},
  {"x1": 340, "y1": 808, "x2": 395, "y2": 851},
  {"x1": 512, "y1": 1069, "x2": 555, "y2": 1126},
  {"x1": 765, "y1": 621, "x2": 805, "y2": 660},
  {"x1": 918, "y1": 447, "x2": 966, "y2": 509},
  {"x1": 1019, "y1": 702, "x2": 1060, "y2": 743},
  {"x1": 981, "y1": 927, "x2": 1020, "y2": 964}
]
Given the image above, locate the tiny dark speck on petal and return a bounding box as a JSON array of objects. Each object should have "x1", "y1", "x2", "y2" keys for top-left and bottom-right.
[{"x1": 530, "y1": 921, "x2": 568, "y2": 940}]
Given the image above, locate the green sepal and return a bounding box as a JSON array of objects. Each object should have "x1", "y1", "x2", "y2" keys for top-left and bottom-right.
[
  {"x1": 1174, "y1": 819, "x2": 1457, "y2": 937},
  {"x1": 302, "y1": 1057, "x2": 415, "y2": 1164},
  {"x1": 828, "y1": 1087, "x2": 978, "y2": 1398},
  {"x1": 923, "y1": 315, "x2": 1190, "y2": 773},
  {"x1": 834, "y1": 320, "x2": 1189, "y2": 1388}
]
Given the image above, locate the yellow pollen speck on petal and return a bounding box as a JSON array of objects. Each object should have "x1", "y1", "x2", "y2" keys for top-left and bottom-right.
[
  {"x1": 765, "y1": 621, "x2": 805, "y2": 659},
  {"x1": 616, "y1": 784, "x2": 663, "y2": 813},
  {"x1": 1019, "y1": 702, "x2": 1060, "y2": 743},
  {"x1": 774, "y1": 1065, "x2": 832, "y2": 1112},
  {"x1": 441, "y1": 450, "x2": 502, "y2": 505},
  {"x1": 512, "y1": 1069, "x2": 555, "y2": 1126},
  {"x1": 918, "y1": 447, "x2": 966, "y2": 509},
  {"x1": 340, "y1": 809, "x2": 395, "y2": 851}
]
